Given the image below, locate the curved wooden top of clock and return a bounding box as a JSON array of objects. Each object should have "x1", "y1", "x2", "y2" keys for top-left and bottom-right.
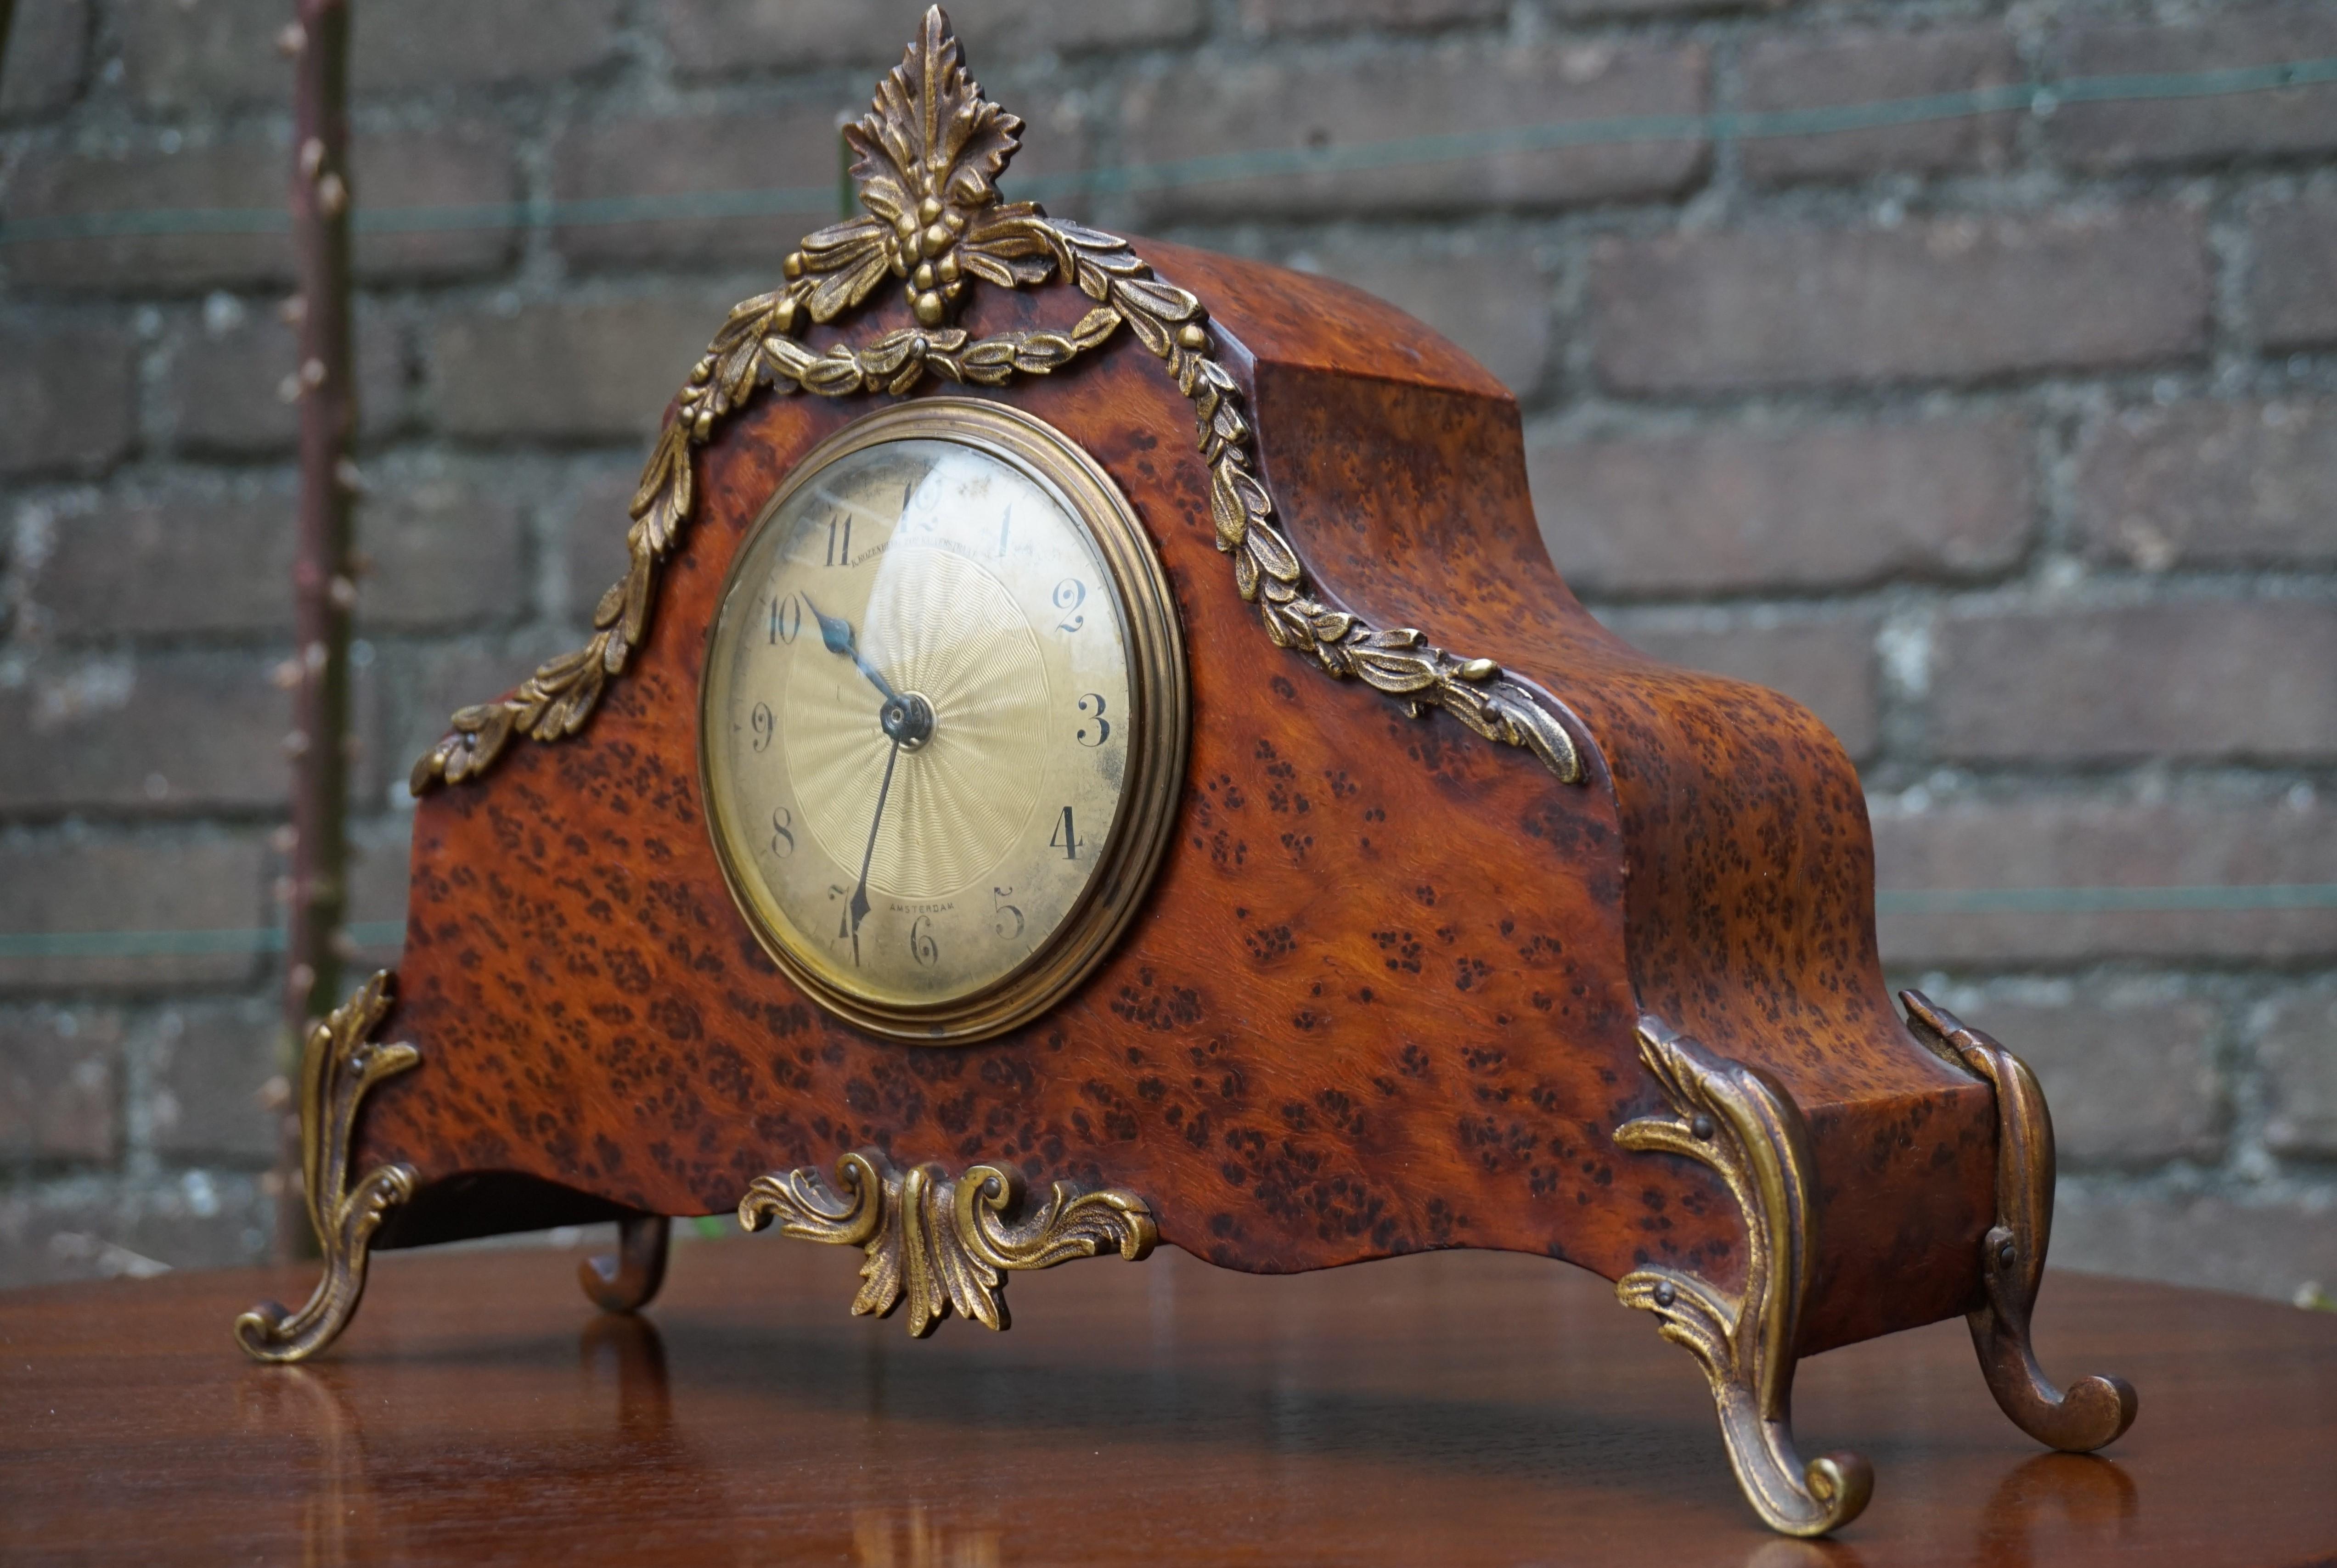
[
  {"x1": 1147, "y1": 239, "x2": 1973, "y2": 1103},
  {"x1": 368, "y1": 240, "x2": 1992, "y2": 1353}
]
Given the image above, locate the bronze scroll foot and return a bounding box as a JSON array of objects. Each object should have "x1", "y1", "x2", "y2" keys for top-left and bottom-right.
[
  {"x1": 1902, "y1": 991, "x2": 2139, "y2": 1453},
  {"x1": 234, "y1": 972, "x2": 420, "y2": 1365},
  {"x1": 1616, "y1": 1019, "x2": 1875, "y2": 1537},
  {"x1": 580, "y1": 1215, "x2": 672, "y2": 1313}
]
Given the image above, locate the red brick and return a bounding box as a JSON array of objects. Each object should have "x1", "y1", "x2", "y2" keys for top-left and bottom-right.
[
  {"x1": 1120, "y1": 41, "x2": 1707, "y2": 223},
  {"x1": 352, "y1": 0, "x2": 625, "y2": 95},
  {"x1": 27, "y1": 463, "x2": 529, "y2": 641},
  {"x1": 344, "y1": 664, "x2": 390, "y2": 811},
  {"x1": 1531, "y1": 417, "x2": 2029, "y2": 596},
  {"x1": 1288, "y1": 240, "x2": 1550, "y2": 394},
  {"x1": 1240, "y1": 0, "x2": 1505, "y2": 34},
  {"x1": 1599, "y1": 614, "x2": 1880, "y2": 760},
  {"x1": 118, "y1": 0, "x2": 612, "y2": 108},
  {"x1": 2047, "y1": 6, "x2": 2337, "y2": 172},
  {"x1": 163, "y1": 304, "x2": 404, "y2": 456},
  {"x1": 2258, "y1": 987, "x2": 2337, "y2": 1159},
  {"x1": 2076, "y1": 402, "x2": 2337, "y2": 570},
  {"x1": 2, "y1": 129, "x2": 515, "y2": 293},
  {"x1": 2048, "y1": 1189, "x2": 2337, "y2": 1304},
  {"x1": 0, "y1": 0, "x2": 90, "y2": 119},
  {"x1": 115, "y1": 0, "x2": 282, "y2": 113},
  {"x1": 1946, "y1": 989, "x2": 2222, "y2": 1166},
  {"x1": 558, "y1": 465, "x2": 644, "y2": 623},
  {"x1": 147, "y1": 999, "x2": 280, "y2": 1163},
  {"x1": 0, "y1": 1007, "x2": 121, "y2": 1161},
  {"x1": 659, "y1": 0, "x2": 1202, "y2": 76},
  {"x1": 1741, "y1": 26, "x2": 2019, "y2": 185},
  {"x1": 358, "y1": 462, "x2": 534, "y2": 633},
  {"x1": 1872, "y1": 796, "x2": 2337, "y2": 967},
  {"x1": 0, "y1": 1174, "x2": 269, "y2": 1287},
  {"x1": 1, "y1": 141, "x2": 287, "y2": 292},
  {"x1": 552, "y1": 106, "x2": 889, "y2": 273},
  {"x1": 349, "y1": 126, "x2": 521, "y2": 283},
  {"x1": 27, "y1": 481, "x2": 295, "y2": 640},
  {"x1": 425, "y1": 295, "x2": 726, "y2": 442},
  {"x1": 1931, "y1": 601, "x2": 2337, "y2": 765},
  {"x1": 0, "y1": 831, "x2": 270, "y2": 992},
  {"x1": 0, "y1": 320, "x2": 137, "y2": 478},
  {"x1": 1592, "y1": 209, "x2": 2210, "y2": 394},
  {"x1": 0, "y1": 653, "x2": 289, "y2": 815},
  {"x1": 2250, "y1": 191, "x2": 2337, "y2": 352},
  {"x1": 345, "y1": 816, "x2": 414, "y2": 966},
  {"x1": 1543, "y1": 0, "x2": 1732, "y2": 12}
]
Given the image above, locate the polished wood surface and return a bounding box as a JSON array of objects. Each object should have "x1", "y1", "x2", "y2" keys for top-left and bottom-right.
[
  {"x1": 369, "y1": 236, "x2": 1996, "y2": 1354},
  {"x1": 3, "y1": 1242, "x2": 2328, "y2": 1566}
]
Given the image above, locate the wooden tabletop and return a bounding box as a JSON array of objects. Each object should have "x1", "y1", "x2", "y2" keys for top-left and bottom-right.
[{"x1": 3, "y1": 1237, "x2": 2332, "y2": 1566}]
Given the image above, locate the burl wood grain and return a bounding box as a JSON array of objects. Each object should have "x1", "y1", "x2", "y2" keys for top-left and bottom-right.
[{"x1": 361, "y1": 240, "x2": 1997, "y2": 1355}]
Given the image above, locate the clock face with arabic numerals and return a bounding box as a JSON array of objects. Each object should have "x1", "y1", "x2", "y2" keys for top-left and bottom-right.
[{"x1": 699, "y1": 399, "x2": 1187, "y2": 1043}]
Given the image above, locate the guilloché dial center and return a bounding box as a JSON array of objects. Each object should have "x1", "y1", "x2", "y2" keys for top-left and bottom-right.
[{"x1": 700, "y1": 400, "x2": 1184, "y2": 1042}]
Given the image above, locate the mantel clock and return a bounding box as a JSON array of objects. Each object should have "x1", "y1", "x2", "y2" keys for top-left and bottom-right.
[{"x1": 238, "y1": 11, "x2": 2135, "y2": 1538}]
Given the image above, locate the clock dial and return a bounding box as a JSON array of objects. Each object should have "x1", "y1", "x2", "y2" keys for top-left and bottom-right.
[{"x1": 700, "y1": 401, "x2": 1183, "y2": 1041}]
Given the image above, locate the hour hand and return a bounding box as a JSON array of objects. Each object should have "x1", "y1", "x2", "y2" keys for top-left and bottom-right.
[{"x1": 802, "y1": 594, "x2": 901, "y2": 705}]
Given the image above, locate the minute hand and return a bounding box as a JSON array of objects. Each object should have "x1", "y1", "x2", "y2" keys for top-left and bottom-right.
[
  {"x1": 846, "y1": 736, "x2": 903, "y2": 966},
  {"x1": 802, "y1": 594, "x2": 901, "y2": 706}
]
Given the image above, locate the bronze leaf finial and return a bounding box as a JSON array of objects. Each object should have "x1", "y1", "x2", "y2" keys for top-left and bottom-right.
[{"x1": 784, "y1": 5, "x2": 1056, "y2": 328}]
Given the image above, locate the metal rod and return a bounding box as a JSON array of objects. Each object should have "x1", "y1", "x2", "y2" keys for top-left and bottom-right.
[
  {"x1": 276, "y1": 0, "x2": 358, "y2": 1265},
  {"x1": 0, "y1": 0, "x2": 20, "y2": 95}
]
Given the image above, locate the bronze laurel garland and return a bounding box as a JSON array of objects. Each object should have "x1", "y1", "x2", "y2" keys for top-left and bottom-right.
[{"x1": 410, "y1": 7, "x2": 1580, "y2": 794}]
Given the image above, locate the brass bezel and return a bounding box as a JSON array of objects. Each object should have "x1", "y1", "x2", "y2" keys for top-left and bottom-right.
[{"x1": 698, "y1": 397, "x2": 1189, "y2": 1045}]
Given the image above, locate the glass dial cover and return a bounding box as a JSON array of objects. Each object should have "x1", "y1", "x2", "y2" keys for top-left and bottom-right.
[{"x1": 700, "y1": 401, "x2": 1183, "y2": 1042}]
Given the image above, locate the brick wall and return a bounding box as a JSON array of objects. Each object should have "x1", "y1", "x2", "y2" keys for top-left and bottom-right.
[{"x1": 2, "y1": 0, "x2": 2333, "y2": 1301}]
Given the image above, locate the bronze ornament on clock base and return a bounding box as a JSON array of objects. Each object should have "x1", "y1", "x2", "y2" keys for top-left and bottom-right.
[
  {"x1": 1902, "y1": 991, "x2": 2141, "y2": 1454},
  {"x1": 739, "y1": 1150, "x2": 1157, "y2": 1337},
  {"x1": 245, "y1": 6, "x2": 2139, "y2": 1542},
  {"x1": 232, "y1": 972, "x2": 418, "y2": 1365},
  {"x1": 1614, "y1": 1018, "x2": 1875, "y2": 1537},
  {"x1": 1610, "y1": 1002, "x2": 2138, "y2": 1535}
]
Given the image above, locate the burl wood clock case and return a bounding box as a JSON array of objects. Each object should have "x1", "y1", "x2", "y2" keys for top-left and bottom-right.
[{"x1": 237, "y1": 10, "x2": 2135, "y2": 1537}]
